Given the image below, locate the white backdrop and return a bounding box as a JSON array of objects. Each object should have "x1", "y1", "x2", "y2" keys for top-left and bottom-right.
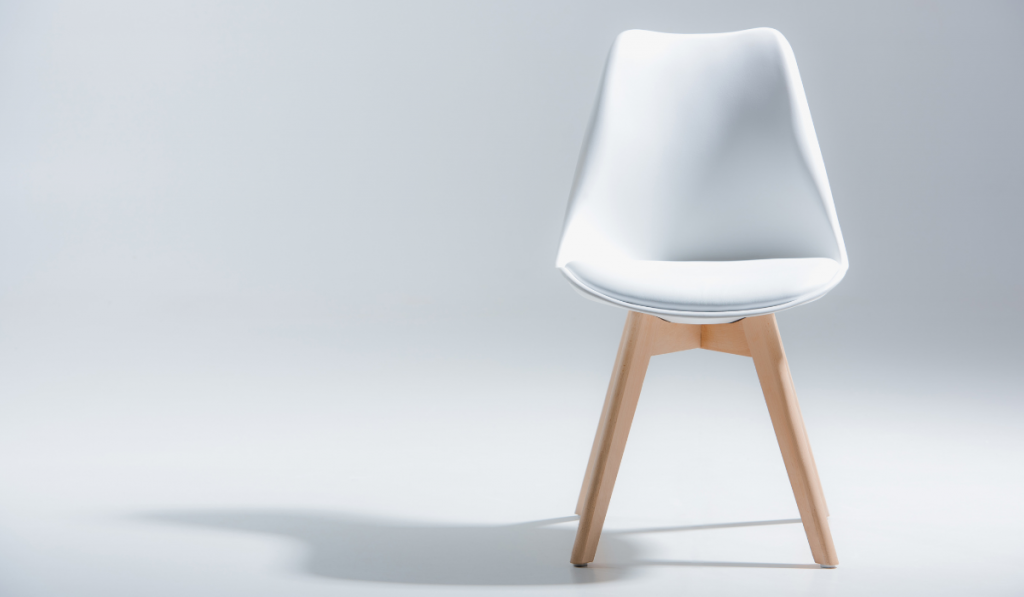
[
  {"x1": 2, "y1": 2, "x2": 1022, "y2": 349},
  {"x1": 1, "y1": 2, "x2": 1022, "y2": 596}
]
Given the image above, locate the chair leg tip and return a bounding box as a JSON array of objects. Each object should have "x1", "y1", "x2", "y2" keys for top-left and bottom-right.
[
  {"x1": 820, "y1": 564, "x2": 837, "y2": 569},
  {"x1": 573, "y1": 563, "x2": 588, "y2": 568}
]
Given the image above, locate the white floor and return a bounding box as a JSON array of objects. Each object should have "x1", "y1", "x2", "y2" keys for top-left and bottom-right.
[{"x1": 1, "y1": 306, "x2": 1022, "y2": 596}]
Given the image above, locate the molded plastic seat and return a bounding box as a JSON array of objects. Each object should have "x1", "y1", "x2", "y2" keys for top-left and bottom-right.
[{"x1": 556, "y1": 28, "x2": 848, "y2": 323}]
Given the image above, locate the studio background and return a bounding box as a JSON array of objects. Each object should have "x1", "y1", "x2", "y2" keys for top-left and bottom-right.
[{"x1": 1, "y1": 2, "x2": 1021, "y2": 596}]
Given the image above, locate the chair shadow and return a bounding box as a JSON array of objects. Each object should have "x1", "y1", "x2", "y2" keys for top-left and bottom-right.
[{"x1": 137, "y1": 510, "x2": 815, "y2": 586}]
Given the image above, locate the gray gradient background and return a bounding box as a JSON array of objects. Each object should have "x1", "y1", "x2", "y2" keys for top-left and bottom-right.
[{"x1": 0, "y1": 1, "x2": 1022, "y2": 596}]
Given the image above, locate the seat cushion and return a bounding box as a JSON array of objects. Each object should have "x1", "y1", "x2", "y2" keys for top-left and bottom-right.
[{"x1": 564, "y1": 258, "x2": 842, "y2": 312}]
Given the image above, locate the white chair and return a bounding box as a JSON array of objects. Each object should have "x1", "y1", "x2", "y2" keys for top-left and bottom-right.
[{"x1": 558, "y1": 28, "x2": 846, "y2": 568}]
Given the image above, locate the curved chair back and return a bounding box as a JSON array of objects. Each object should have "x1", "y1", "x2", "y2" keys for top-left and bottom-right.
[{"x1": 556, "y1": 29, "x2": 847, "y2": 269}]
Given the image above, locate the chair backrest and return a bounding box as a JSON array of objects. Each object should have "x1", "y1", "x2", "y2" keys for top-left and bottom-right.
[{"x1": 556, "y1": 28, "x2": 847, "y2": 268}]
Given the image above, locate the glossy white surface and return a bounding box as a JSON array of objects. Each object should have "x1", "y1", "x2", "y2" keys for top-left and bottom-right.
[{"x1": 557, "y1": 29, "x2": 848, "y2": 319}]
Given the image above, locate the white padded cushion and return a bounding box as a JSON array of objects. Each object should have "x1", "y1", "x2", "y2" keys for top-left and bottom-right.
[{"x1": 564, "y1": 258, "x2": 842, "y2": 312}]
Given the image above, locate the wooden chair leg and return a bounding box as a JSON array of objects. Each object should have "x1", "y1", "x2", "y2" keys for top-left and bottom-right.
[
  {"x1": 575, "y1": 390, "x2": 611, "y2": 515},
  {"x1": 742, "y1": 314, "x2": 839, "y2": 567},
  {"x1": 576, "y1": 316, "x2": 701, "y2": 515},
  {"x1": 571, "y1": 311, "x2": 654, "y2": 566}
]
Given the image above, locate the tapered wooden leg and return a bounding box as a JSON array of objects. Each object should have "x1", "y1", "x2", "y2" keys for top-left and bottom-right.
[
  {"x1": 742, "y1": 314, "x2": 838, "y2": 567},
  {"x1": 571, "y1": 311, "x2": 654, "y2": 565},
  {"x1": 575, "y1": 389, "x2": 613, "y2": 515},
  {"x1": 576, "y1": 316, "x2": 700, "y2": 516}
]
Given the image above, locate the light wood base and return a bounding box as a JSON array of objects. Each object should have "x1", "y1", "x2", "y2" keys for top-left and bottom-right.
[{"x1": 570, "y1": 312, "x2": 837, "y2": 567}]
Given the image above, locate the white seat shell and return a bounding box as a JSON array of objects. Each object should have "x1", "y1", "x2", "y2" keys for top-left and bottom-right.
[{"x1": 556, "y1": 28, "x2": 848, "y2": 323}]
